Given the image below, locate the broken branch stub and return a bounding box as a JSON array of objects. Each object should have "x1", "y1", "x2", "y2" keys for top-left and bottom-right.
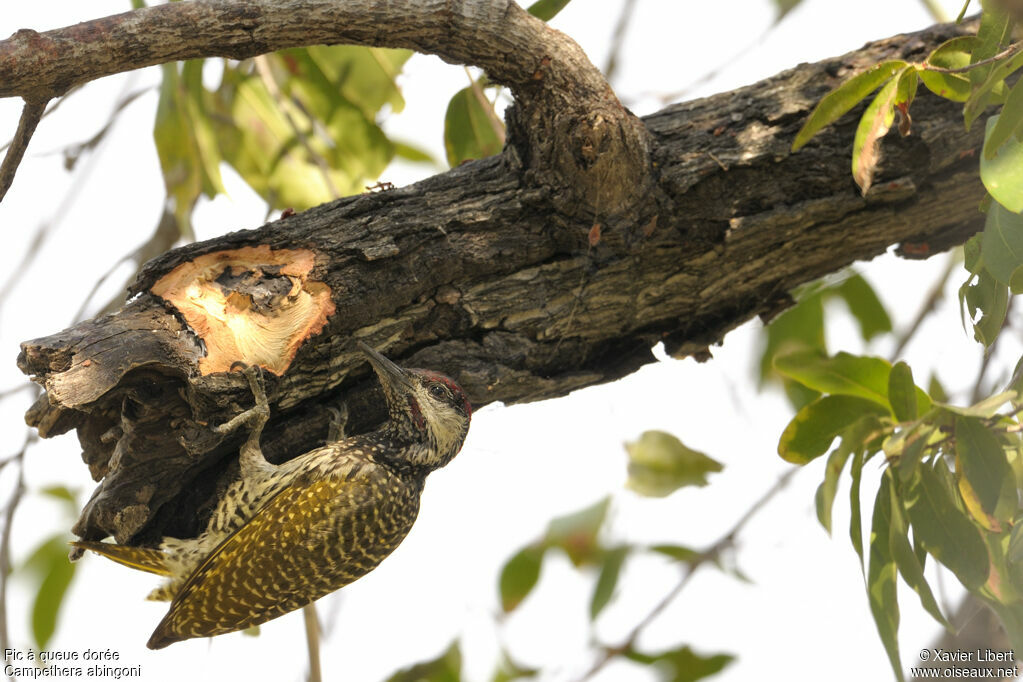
[{"x1": 150, "y1": 245, "x2": 335, "y2": 376}]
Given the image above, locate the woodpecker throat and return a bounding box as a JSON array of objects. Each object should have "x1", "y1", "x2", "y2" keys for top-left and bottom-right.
[{"x1": 73, "y1": 342, "x2": 472, "y2": 649}]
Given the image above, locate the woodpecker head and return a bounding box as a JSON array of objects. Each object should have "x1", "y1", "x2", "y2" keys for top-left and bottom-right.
[{"x1": 358, "y1": 342, "x2": 472, "y2": 471}]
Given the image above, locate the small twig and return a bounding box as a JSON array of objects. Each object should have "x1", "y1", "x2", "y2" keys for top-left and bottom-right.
[
  {"x1": 577, "y1": 468, "x2": 798, "y2": 681},
  {"x1": 602, "y1": 0, "x2": 638, "y2": 83},
  {"x1": 253, "y1": 55, "x2": 341, "y2": 200},
  {"x1": 890, "y1": 254, "x2": 957, "y2": 361},
  {"x1": 303, "y1": 603, "x2": 322, "y2": 682},
  {"x1": 0, "y1": 99, "x2": 49, "y2": 205},
  {"x1": 464, "y1": 66, "x2": 506, "y2": 145},
  {"x1": 0, "y1": 431, "x2": 33, "y2": 664},
  {"x1": 923, "y1": 42, "x2": 1022, "y2": 74},
  {"x1": 0, "y1": 85, "x2": 83, "y2": 154}
]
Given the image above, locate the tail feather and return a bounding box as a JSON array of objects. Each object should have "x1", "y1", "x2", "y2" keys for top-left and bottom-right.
[{"x1": 71, "y1": 540, "x2": 170, "y2": 577}]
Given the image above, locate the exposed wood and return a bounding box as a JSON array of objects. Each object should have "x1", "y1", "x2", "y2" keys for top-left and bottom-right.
[{"x1": 16, "y1": 18, "x2": 984, "y2": 546}]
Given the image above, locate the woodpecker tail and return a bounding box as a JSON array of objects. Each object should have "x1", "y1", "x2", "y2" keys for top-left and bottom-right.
[{"x1": 71, "y1": 540, "x2": 170, "y2": 577}]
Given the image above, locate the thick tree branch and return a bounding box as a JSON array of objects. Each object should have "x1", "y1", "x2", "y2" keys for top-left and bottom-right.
[
  {"x1": 0, "y1": 0, "x2": 653, "y2": 219},
  {"x1": 16, "y1": 18, "x2": 984, "y2": 546}
]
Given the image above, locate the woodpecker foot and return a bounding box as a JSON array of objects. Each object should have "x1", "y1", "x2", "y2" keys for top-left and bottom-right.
[
  {"x1": 325, "y1": 403, "x2": 349, "y2": 442},
  {"x1": 213, "y1": 364, "x2": 270, "y2": 437},
  {"x1": 216, "y1": 363, "x2": 273, "y2": 479}
]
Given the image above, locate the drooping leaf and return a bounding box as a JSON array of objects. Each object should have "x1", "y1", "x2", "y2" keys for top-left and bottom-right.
[
  {"x1": 934, "y1": 391, "x2": 1017, "y2": 418},
  {"x1": 981, "y1": 114, "x2": 1023, "y2": 213},
  {"x1": 499, "y1": 544, "x2": 545, "y2": 612},
  {"x1": 778, "y1": 395, "x2": 888, "y2": 465},
  {"x1": 774, "y1": 350, "x2": 898, "y2": 409},
  {"x1": 905, "y1": 464, "x2": 989, "y2": 589},
  {"x1": 590, "y1": 546, "x2": 628, "y2": 620},
  {"x1": 888, "y1": 478, "x2": 950, "y2": 629},
  {"x1": 759, "y1": 290, "x2": 825, "y2": 408},
  {"x1": 625, "y1": 431, "x2": 723, "y2": 496},
  {"x1": 387, "y1": 641, "x2": 461, "y2": 682},
  {"x1": 833, "y1": 273, "x2": 893, "y2": 341},
  {"x1": 850, "y1": 450, "x2": 866, "y2": 570},
  {"x1": 955, "y1": 416, "x2": 1016, "y2": 524},
  {"x1": 852, "y1": 75, "x2": 899, "y2": 193},
  {"x1": 526, "y1": 0, "x2": 573, "y2": 22},
  {"x1": 816, "y1": 441, "x2": 853, "y2": 533},
  {"x1": 960, "y1": 268, "x2": 1009, "y2": 346},
  {"x1": 21, "y1": 535, "x2": 78, "y2": 651},
  {"x1": 791, "y1": 60, "x2": 906, "y2": 152},
  {"x1": 888, "y1": 361, "x2": 929, "y2": 422},
  {"x1": 624, "y1": 645, "x2": 735, "y2": 682},
  {"x1": 154, "y1": 60, "x2": 225, "y2": 233},
  {"x1": 546, "y1": 497, "x2": 610, "y2": 567},
  {"x1": 867, "y1": 473, "x2": 904, "y2": 682},
  {"x1": 444, "y1": 85, "x2": 505, "y2": 167}
]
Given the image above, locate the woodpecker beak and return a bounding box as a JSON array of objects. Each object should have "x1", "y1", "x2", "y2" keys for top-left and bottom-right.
[{"x1": 358, "y1": 341, "x2": 411, "y2": 389}]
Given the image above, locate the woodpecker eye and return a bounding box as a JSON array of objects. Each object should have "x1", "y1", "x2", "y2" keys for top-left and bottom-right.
[{"x1": 428, "y1": 383, "x2": 449, "y2": 399}]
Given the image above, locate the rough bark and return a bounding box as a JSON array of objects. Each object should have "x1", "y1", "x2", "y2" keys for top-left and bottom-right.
[{"x1": 13, "y1": 13, "x2": 983, "y2": 546}]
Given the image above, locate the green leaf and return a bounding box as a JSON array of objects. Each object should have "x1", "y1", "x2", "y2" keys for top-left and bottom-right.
[
  {"x1": 833, "y1": 273, "x2": 893, "y2": 341},
  {"x1": 1010, "y1": 265, "x2": 1023, "y2": 294},
  {"x1": 21, "y1": 535, "x2": 77, "y2": 651},
  {"x1": 867, "y1": 473, "x2": 904, "y2": 682},
  {"x1": 393, "y1": 141, "x2": 437, "y2": 165},
  {"x1": 971, "y1": 6, "x2": 1014, "y2": 87},
  {"x1": 850, "y1": 450, "x2": 866, "y2": 570},
  {"x1": 919, "y1": 70, "x2": 973, "y2": 102},
  {"x1": 905, "y1": 464, "x2": 989, "y2": 589},
  {"x1": 928, "y1": 375, "x2": 949, "y2": 404},
  {"x1": 759, "y1": 290, "x2": 825, "y2": 408},
  {"x1": 778, "y1": 395, "x2": 888, "y2": 465},
  {"x1": 816, "y1": 443, "x2": 853, "y2": 533},
  {"x1": 387, "y1": 641, "x2": 461, "y2": 682},
  {"x1": 526, "y1": 0, "x2": 573, "y2": 21},
  {"x1": 898, "y1": 424, "x2": 934, "y2": 483},
  {"x1": 852, "y1": 75, "x2": 899, "y2": 193},
  {"x1": 791, "y1": 60, "x2": 906, "y2": 152},
  {"x1": 955, "y1": 416, "x2": 1016, "y2": 522},
  {"x1": 499, "y1": 544, "x2": 544, "y2": 612},
  {"x1": 625, "y1": 431, "x2": 723, "y2": 496},
  {"x1": 624, "y1": 645, "x2": 735, "y2": 682},
  {"x1": 960, "y1": 268, "x2": 1009, "y2": 347},
  {"x1": 590, "y1": 546, "x2": 628, "y2": 620},
  {"x1": 935, "y1": 391, "x2": 1017, "y2": 418},
  {"x1": 546, "y1": 497, "x2": 610, "y2": 567},
  {"x1": 774, "y1": 350, "x2": 896, "y2": 409},
  {"x1": 888, "y1": 478, "x2": 950, "y2": 629},
  {"x1": 889, "y1": 362, "x2": 919, "y2": 422},
  {"x1": 154, "y1": 61, "x2": 225, "y2": 233},
  {"x1": 650, "y1": 544, "x2": 700, "y2": 563},
  {"x1": 981, "y1": 198, "x2": 1023, "y2": 284},
  {"x1": 920, "y1": 36, "x2": 977, "y2": 102},
  {"x1": 981, "y1": 114, "x2": 1023, "y2": 213},
  {"x1": 1009, "y1": 521, "x2": 1023, "y2": 563},
  {"x1": 444, "y1": 85, "x2": 504, "y2": 167},
  {"x1": 955, "y1": 0, "x2": 971, "y2": 22}
]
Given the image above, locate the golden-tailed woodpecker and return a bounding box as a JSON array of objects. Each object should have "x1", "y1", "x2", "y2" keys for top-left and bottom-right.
[{"x1": 73, "y1": 342, "x2": 472, "y2": 649}]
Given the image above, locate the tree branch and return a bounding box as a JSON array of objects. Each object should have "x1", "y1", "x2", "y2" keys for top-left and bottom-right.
[
  {"x1": 0, "y1": 98, "x2": 46, "y2": 204},
  {"x1": 0, "y1": 0, "x2": 653, "y2": 221},
  {"x1": 14, "y1": 18, "x2": 985, "y2": 547}
]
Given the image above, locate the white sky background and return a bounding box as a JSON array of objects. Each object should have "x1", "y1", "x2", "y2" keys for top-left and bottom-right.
[{"x1": 0, "y1": 1, "x2": 1014, "y2": 681}]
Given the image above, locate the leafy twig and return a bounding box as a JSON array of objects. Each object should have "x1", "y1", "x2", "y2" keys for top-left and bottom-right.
[
  {"x1": 923, "y1": 42, "x2": 1022, "y2": 74},
  {"x1": 578, "y1": 468, "x2": 798, "y2": 681},
  {"x1": 0, "y1": 99, "x2": 48, "y2": 205},
  {"x1": 253, "y1": 55, "x2": 341, "y2": 200}
]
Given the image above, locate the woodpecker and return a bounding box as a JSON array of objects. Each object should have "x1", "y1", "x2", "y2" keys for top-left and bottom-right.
[{"x1": 73, "y1": 342, "x2": 472, "y2": 649}]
